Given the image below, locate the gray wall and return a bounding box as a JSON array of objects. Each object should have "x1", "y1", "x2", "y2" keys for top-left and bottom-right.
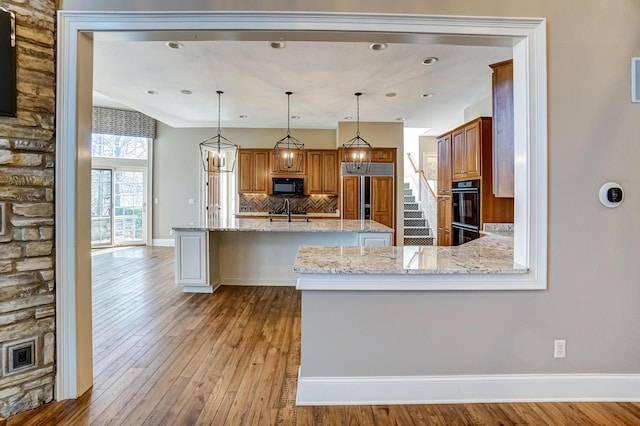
[{"x1": 64, "y1": 0, "x2": 640, "y2": 377}]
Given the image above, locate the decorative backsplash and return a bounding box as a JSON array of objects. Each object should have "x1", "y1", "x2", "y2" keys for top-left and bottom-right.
[{"x1": 239, "y1": 194, "x2": 338, "y2": 213}]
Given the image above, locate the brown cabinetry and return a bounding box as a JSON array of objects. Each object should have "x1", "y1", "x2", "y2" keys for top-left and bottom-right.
[
  {"x1": 490, "y1": 59, "x2": 514, "y2": 198},
  {"x1": 341, "y1": 175, "x2": 394, "y2": 229},
  {"x1": 271, "y1": 150, "x2": 306, "y2": 175},
  {"x1": 342, "y1": 176, "x2": 360, "y2": 220},
  {"x1": 437, "y1": 196, "x2": 452, "y2": 247},
  {"x1": 306, "y1": 150, "x2": 338, "y2": 194},
  {"x1": 452, "y1": 118, "x2": 488, "y2": 181},
  {"x1": 436, "y1": 116, "x2": 513, "y2": 245},
  {"x1": 238, "y1": 149, "x2": 270, "y2": 194},
  {"x1": 371, "y1": 176, "x2": 394, "y2": 228},
  {"x1": 437, "y1": 134, "x2": 452, "y2": 196},
  {"x1": 371, "y1": 148, "x2": 396, "y2": 163}
]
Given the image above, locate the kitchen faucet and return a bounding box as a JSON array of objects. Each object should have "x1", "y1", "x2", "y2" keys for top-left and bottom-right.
[{"x1": 283, "y1": 198, "x2": 291, "y2": 222}]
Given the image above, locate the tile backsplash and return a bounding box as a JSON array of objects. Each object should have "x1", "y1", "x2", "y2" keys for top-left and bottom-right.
[{"x1": 239, "y1": 194, "x2": 338, "y2": 213}]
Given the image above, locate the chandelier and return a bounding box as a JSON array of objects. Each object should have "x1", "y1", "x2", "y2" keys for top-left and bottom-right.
[
  {"x1": 273, "y1": 91, "x2": 304, "y2": 173},
  {"x1": 199, "y1": 90, "x2": 239, "y2": 173},
  {"x1": 342, "y1": 92, "x2": 372, "y2": 174}
]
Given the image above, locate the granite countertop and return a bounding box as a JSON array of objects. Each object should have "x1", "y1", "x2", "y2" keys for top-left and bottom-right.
[
  {"x1": 173, "y1": 218, "x2": 394, "y2": 233},
  {"x1": 294, "y1": 231, "x2": 527, "y2": 275}
]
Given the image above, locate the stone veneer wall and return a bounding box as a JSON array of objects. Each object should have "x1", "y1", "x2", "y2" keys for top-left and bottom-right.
[{"x1": 0, "y1": 0, "x2": 57, "y2": 419}]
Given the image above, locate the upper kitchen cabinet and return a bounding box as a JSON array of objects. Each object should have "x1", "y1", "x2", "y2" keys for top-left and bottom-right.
[
  {"x1": 451, "y1": 117, "x2": 492, "y2": 181},
  {"x1": 371, "y1": 148, "x2": 396, "y2": 163},
  {"x1": 306, "y1": 150, "x2": 338, "y2": 195},
  {"x1": 238, "y1": 149, "x2": 270, "y2": 194},
  {"x1": 490, "y1": 59, "x2": 515, "y2": 198},
  {"x1": 271, "y1": 150, "x2": 306, "y2": 175},
  {"x1": 437, "y1": 133, "x2": 452, "y2": 196}
]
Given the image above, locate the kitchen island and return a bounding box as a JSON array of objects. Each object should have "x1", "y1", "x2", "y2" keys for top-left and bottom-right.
[
  {"x1": 173, "y1": 218, "x2": 393, "y2": 293},
  {"x1": 292, "y1": 231, "x2": 534, "y2": 405}
]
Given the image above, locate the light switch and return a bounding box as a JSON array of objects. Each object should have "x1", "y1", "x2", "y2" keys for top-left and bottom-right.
[
  {"x1": 188, "y1": 198, "x2": 195, "y2": 205},
  {"x1": 154, "y1": 198, "x2": 158, "y2": 204}
]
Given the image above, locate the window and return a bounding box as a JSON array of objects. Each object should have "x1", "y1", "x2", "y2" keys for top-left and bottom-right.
[{"x1": 91, "y1": 133, "x2": 149, "y2": 160}]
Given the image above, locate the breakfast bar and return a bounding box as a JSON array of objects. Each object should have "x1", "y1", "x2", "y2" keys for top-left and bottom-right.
[{"x1": 173, "y1": 218, "x2": 394, "y2": 293}]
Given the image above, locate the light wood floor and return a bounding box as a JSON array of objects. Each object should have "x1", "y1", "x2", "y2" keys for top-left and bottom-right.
[{"x1": 8, "y1": 246, "x2": 640, "y2": 425}]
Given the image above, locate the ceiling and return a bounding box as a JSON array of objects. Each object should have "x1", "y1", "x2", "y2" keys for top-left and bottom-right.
[{"x1": 92, "y1": 31, "x2": 513, "y2": 136}]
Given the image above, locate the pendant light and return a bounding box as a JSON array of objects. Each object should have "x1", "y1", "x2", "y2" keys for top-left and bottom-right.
[
  {"x1": 273, "y1": 91, "x2": 304, "y2": 173},
  {"x1": 342, "y1": 92, "x2": 372, "y2": 174},
  {"x1": 199, "y1": 90, "x2": 239, "y2": 173}
]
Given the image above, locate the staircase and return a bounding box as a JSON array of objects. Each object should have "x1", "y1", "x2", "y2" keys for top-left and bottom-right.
[{"x1": 403, "y1": 183, "x2": 434, "y2": 246}]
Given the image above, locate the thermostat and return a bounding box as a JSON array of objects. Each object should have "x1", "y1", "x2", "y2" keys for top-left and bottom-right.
[{"x1": 599, "y1": 182, "x2": 624, "y2": 208}]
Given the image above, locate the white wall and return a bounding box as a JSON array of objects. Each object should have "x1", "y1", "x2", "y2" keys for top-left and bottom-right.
[
  {"x1": 62, "y1": 0, "x2": 640, "y2": 380},
  {"x1": 464, "y1": 95, "x2": 492, "y2": 122}
]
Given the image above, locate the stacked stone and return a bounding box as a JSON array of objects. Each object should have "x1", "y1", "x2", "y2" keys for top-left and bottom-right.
[{"x1": 0, "y1": 0, "x2": 56, "y2": 419}]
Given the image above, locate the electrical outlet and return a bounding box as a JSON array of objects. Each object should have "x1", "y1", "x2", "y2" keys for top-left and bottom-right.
[{"x1": 554, "y1": 340, "x2": 566, "y2": 359}]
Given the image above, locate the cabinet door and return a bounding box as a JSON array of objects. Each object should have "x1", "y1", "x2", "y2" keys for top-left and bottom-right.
[
  {"x1": 464, "y1": 121, "x2": 481, "y2": 179},
  {"x1": 371, "y1": 148, "x2": 396, "y2": 163},
  {"x1": 491, "y1": 59, "x2": 515, "y2": 197},
  {"x1": 253, "y1": 150, "x2": 269, "y2": 193},
  {"x1": 452, "y1": 128, "x2": 466, "y2": 180},
  {"x1": 307, "y1": 151, "x2": 324, "y2": 193},
  {"x1": 322, "y1": 151, "x2": 338, "y2": 194},
  {"x1": 174, "y1": 230, "x2": 209, "y2": 285},
  {"x1": 238, "y1": 150, "x2": 253, "y2": 193},
  {"x1": 342, "y1": 176, "x2": 360, "y2": 220},
  {"x1": 437, "y1": 196, "x2": 452, "y2": 246},
  {"x1": 371, "y1": 176, "x2": 394, "y2": 228},
  {"x1": 437, "y1": 134, "x2": 452, "y2": 195}
]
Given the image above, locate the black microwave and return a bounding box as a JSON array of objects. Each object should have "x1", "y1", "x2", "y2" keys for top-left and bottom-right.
[{"x1": 272, "y1": 177, "x2": 304, "y2": 195}]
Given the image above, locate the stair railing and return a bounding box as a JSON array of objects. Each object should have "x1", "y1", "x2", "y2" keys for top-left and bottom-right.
[{"x1": 406, "y1": 153, "x2": 438, "y2": 243}]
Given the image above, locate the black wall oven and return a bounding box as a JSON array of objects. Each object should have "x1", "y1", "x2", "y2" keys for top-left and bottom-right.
[{"x1": 451, "y1": 179, "x2": 480, "y2": 245}]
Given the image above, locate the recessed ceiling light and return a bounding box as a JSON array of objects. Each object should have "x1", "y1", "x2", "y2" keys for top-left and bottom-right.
[
  {"x1": 396, "y1": 117, "x2": 406, "y2": 121},
  {"x1": 422, "y1": 57, "x2": 439, "y2": 65},
  {"x1": 369, "y1": 43, "x2": 387, "y2": 51},
  {"x1": 180, "y1": 90, "x2": 192, "y2": 95},
  {"x1": 166, "y1": 41, "x2": 183, "y2": 50},
  {"x1": 385, "y1": 92, "x2": 397, "y2": 98},
  {"x1": 239, "y1": 115, "x2": 248, "y2": 119},
  {"x1": 421, "y1": 92, "x2": 434, "y2": 98},
  {"x1": 269, "y1": 41, "x2": 286, "y2": 49},
  {"x1": 291, "y1": 115, "x2": 300, "y2": 120},
  {"x1": 145, "y1": 90, "x2": 157, "y2": 95}
]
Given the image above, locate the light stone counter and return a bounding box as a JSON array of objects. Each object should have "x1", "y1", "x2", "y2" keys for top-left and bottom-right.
[
  {"x1": 294, "y1": 232, "x2": 525, "y2": 275},
  {"x1": 173, "y1": 218, "x2": 393, "y2": 233}
]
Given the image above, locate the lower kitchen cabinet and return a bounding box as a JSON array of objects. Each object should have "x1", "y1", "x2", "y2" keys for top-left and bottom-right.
[
  {"x1": 358, "y1": 232, "x2": 392, "y2": 246},
  {"x1": 437, "y1": 196, "x2": 452, "y2": 246},
  {"x1": 174, "y1": 230, "x2": 217, "y2": 293}
]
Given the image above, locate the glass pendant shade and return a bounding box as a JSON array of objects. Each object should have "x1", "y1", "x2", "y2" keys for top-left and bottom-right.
[
  {"x1": 342, "y1": 92, "x2": 372, "y2": 174},
  {"x1": 199, "y1": 90, "x2": 239, "y2": 173},
  {"x1": 274, "y1": 91, "x2": 304, "y2": 173}
]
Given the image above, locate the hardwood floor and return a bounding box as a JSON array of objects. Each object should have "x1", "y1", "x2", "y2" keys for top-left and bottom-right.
[{"x1": 8, "y1": 246, "x2": 640, "y2": 425}]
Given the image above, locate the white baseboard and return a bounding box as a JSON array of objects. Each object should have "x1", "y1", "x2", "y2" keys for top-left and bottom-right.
[
  {"x1": 296, "y1": 371, "x2": 640, "y2": 405},
  {"x1": 221, "y1": 278, "x2": 295, "y2": 287},
  {"x1": 152, "y1": 238, "x2": 174, "y2": 247}
]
